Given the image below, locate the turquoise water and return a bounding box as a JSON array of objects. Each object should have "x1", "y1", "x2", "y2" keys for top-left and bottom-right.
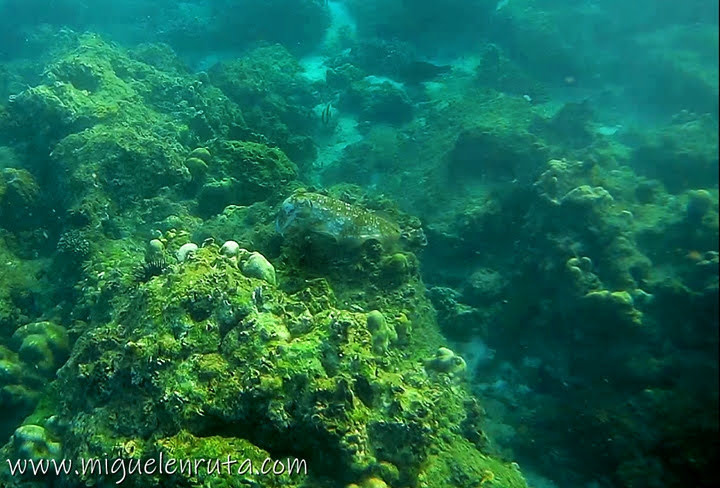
[{"x1": 0, "y1": 1, "x2": 717, "y2": 487}]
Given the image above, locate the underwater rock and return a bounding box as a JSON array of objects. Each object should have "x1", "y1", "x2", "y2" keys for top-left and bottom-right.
[
  {"x1": 7, "y1": 229, "x2": 530, "y2": 488},
  {"x1": 276, "y1": 191, "x2": 401, "y2": 247},
  {"x1": 11, "y1": 424, "x2": 61, "y2": 460},
  {"x1": 183, "y1": 157, "x2": 208, "y2": 179},
  {"x1": 145, "y1": 238, "x2": 165, "y2": 260},
  {"x1": 325, "y1": 63, "x2": 365, "y2": 91},
  {"x1": 348, "y1": 477, "x2": 390, "y2": 488},
  {"x1": 219, "y1": 240, "x2": 241, "y2": 259},
  {"x1": 462, "y1": 268, "x2": 508, "y2": 305},
  {"x1": 0, "y1": 347, "x2": 24, "y2": 386},
  {"x1": 381, "y1": 252, "x2": 416, "y2": 284},
  {"x1": 534, "y1": 158, "x2": 582, "y2": 203},
  {"x1": 342, "y1": 79, "x2": 413, "y2": 125},
  {"x1": 198, "y1": 140, "x2": 298, "y2": 212},
  {"x1": 448, "y1": 126, "x2": 548, "y2": 185},
  {"x1": 366, "y1": 310, "x2": 397, "y2": 355},
  {"x1": 582, "y1": 290, "x2": 643, "y2": 328},
  {"x1": 539, "y1": 100, "x2": 596, "y2": 149},
  {"x1": 4, "y1": 83, "x2": 100, "y2": 142},
  {"x1": 394, "y1": 313, "x2": 413, "y2": 345},
  {"x1": 240, "y1": 251, "x2": 276, "y2": 285},
  {"x1": 427, "y1": 286, "x2": 485, "y2": 340},
  {"x1": 566, "y1": 256, "x2": 602, "y2": 294},
  {"x1": 686, "y1": 189, "x2": 715, "y2": 223},
  {"x1": 561, "y1": 185, "x2": 614, "y2": 208},
  {"x1": 397, "y1": 60, "x2": 452, "y2": 84},
  {"x1": 11, "y1": 321, "x2": 69, "y2": 377},
  {"x1": 0, "y1": 168, "x2": 41, "y2": 230},
  {"x1": 188, "y1": 147, "x2": 211, "y2": 163},
  {"x1": 425, "y1": 347, "x2": 467, "y2": 377},
  {"x1": 176, "y1": 242, "x2": 198, "y2": 262},
  {"x1": 184, "y1": 147, "x2": 212, "y2": 182},
  {"x1": 0, "y1": 346, "x2": 43, "y2": 439},
  {"x1": 631, "y1": 112, "x2": 718, "y2": 193},
  {"x1": 196, "y1": 178, "x2": 236, "y2": 217},
  {"x1": 207, "y1": 46, "x2": 318, "y2": 165}
]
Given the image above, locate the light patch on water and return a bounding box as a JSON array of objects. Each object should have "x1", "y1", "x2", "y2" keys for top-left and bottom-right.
[
  {"x1": 364, "y1": 75, "x2": 405, "y2": 90},
  {"x1": 299, "y1": 56, "x2": 328, "y2": 82},
  {"x1": 300, "y1": 1, "x2": 359, "y2": 84},
  {"x1": 594, "y1": 124, "x2": 622, "y2": 136},
  {"x1": 328, "y1": 0, "x2": 357, "y2": 33},
  {"x1": 450, "y1": 54, "x2": 482, "y2": 75},
  {"x1": 455, "y1": 336, "x2": 496, "y2": 378},
  {"x1": 314, "y1": 114, "x2": 363, "y2": 170},
  {"x1": 496, "y1": 0, "x2": 511, "y2": 11}
]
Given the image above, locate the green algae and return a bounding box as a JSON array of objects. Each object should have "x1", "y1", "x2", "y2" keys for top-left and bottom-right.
[{"x1": 0, "y1": 238, "x2": 527, "y2": 487}]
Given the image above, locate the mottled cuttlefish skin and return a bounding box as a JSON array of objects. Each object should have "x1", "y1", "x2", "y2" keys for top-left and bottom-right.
[{"x1": 276, "y1": 192, "x2": 401, "y2": 246}]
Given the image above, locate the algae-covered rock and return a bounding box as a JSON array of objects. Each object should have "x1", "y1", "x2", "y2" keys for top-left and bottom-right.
[
  {"x1": 582, "y1": 289, "x2": 643, "y2": 328},
  {"x1": 561, "y1": 185, "x2": 614, "y2": 208},
  {"x1": 183, "y1": 147, "x2": 212, "y2": 182},
  {"x1": 448, "y1": 125, "x2": 548, "y2": 184},
  {"x1": 195, "y1": 140, "x2": 298, "y2": 216},
  {"x1": 425, "y1": 347, "x2": 467, "y2": 376},
  {"x1": 341, "y1": 79, "x2": 414, "y2": 125},
  {"x1": 11, "y1": 321, "x2": 70, "y2": 377},
  {"x1": 366, "y1": 310, "x2": 397, "y2": 355},
  {"x1": 52, "y1": 123, "x2": 189, "y2": 204},
  {"x1": 241, "y1": 251, "x2": 276, "y2": 285},
  {"x1": 631, "y1": 111, "x2": 718, "y2": 193},
  {"x1": 4, "y1": 83, "x2": 101, "y2": 144},
  {"x1": 381, "y1": 252, "x2": 416, "y2": 285},
  {"x1": 188, "y1": 147, "x2": 211, "y2": 163},
  {"x1": 0, "y1": 346, "x2": 43, "y2": 442},
  {"x1": 208, "y1": 45, "x2": 319, "y2": 165},
  {"x1": 10, "y1": 424, "x2": 61, "y2": 460},
  {"x1": 183, "y1": 156, "x2": 208, "y2": 180},
  {"x1": 686, "y1": 189, "x2": 715, "y2": 223},
  {"x1": 0, "y1": 168, "x2": 41, "y2": 231},
  {"x1": 154, "y1": 431, "x2": 304, "y2": 488},
  {"x1": 145, "y1": 238, "x2": 165, "y2": 260},
  {"x1": 4, "y1": 236, "x2": 528, "y2": 488},
  {"x1": 462, "y1": 267, "x2": 508, "y2": 305}
]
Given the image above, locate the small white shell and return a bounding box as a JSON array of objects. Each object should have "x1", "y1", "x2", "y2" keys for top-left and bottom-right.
[
  {"x1": 220, "y1": 240, "x2": 240, "y2": 258},
  {"x1": 241, "y1": 252, "x2": 276, "y2": 285},
  {"x1": 176, "y1": 243, "x2": 199, "y2": 263}
]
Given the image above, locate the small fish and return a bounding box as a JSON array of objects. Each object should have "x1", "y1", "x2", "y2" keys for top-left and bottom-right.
[
  {"x1": 397, "y1": 60, "x2": 452, "y2": 84},
  {"x1": 276, "y1": 192, "x2": 401, "y2": 247},
  {"x1": 321, "y1": 103, "x2": 332, "y2": 125}
]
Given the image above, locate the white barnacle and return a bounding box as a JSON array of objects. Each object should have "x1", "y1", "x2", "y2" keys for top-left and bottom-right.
[{"x1": 176, "y1": 243, "x2": 198, "y2": 263}]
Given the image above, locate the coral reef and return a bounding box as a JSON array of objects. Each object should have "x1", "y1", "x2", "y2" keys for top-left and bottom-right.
[
  {"x1": 0, "y1": 243, "x2": 528, "y2": 488},
  {"x1": 208, "y1": 45, "x2": 320, "y2": 166}
]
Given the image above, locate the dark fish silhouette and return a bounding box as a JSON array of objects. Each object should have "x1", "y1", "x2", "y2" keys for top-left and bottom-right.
[{"x1": 397, "y1": 60, "x2": 452, "y2": 84}]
